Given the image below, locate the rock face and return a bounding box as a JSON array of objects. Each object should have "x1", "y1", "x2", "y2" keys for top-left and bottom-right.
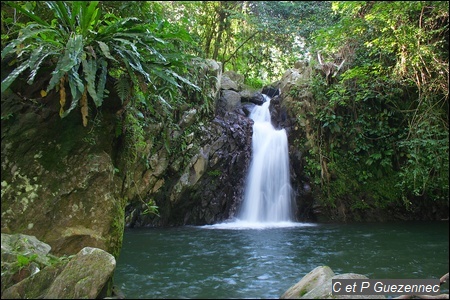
[
  {"x1": 281, "y1": 266, "x2": 386, "y2": 299},
  {"x1": 125, "y1": 66, "x2": 255, "y2": 227},
  {"x1": 169, "y1": 112, "x2": 253, "y2": 224},
  {"x1": 1, "y1": 89, "x2": 124, "y2": 258}
]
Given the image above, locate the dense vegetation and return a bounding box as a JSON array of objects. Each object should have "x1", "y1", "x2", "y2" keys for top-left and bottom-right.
[
  {"x1": 1, "y1": 1, "x2": 448, "y2": 220},
  {"x1": 301, "y1": 1, "x2": 449, "y2": 218}
]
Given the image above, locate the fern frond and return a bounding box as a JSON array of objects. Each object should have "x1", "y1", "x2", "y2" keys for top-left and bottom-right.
[
  {"x1": 82, "y1": 58, "x2": 100, "y2": 106},
  {"x1": 1, "y1": 61, "x2": 30, "y2": 93},
  {"x1": 115, "y1": 75, "x2": 131, "y2": 104},
  {"x1": 62, "y1": 67, "x2": 84, "y2": 118},
  {"x1": 96, "y1": 58, "x2": 109, "y2": 101},
  {"x1": 27, "y1": 46, "x2": 58, "y2": 85},
  {"x1": 47, "y1": 34, "x2": 83, "y2": 92}
]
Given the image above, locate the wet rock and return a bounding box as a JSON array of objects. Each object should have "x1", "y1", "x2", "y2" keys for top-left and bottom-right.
[
  {"x1": 247, "y1": 92, "x2": 266, "y2": 105},
  {"x1": 261, "y1": 86, "x2": 280, "y2": 98},
  {"x1": 168, "y1": 111, "x2": 253, "y2": 225}
]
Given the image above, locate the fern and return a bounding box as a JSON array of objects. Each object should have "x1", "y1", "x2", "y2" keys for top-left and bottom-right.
[
  {"x1": 82, "y1": 58, "x2": 100, "y2": 106},
  {"x1": 115, "y1": 75, "x2": 131, "y2": 104},
  {"x1": 2, "y1": 1, "x2": 199, "y2": 129}
]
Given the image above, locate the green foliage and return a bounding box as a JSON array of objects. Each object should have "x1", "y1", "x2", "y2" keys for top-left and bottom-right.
[
  {"x1": 245, "y1": 76, "x2": 265, "y2": 88},
  {"x1": 16, "y1": 253, "x2": 38, "y2": 270},
  {"x1": 2, "y1": 1, "x2": 108, "y2": 123},
  {"x1": 299, "y1": 0, "x2": 449, "y2": 213},
  {"x1": 397, "y1": 121, "x2": 449, "y2": 201},
  {"x1": 1, "y1": 1, "x2": 199, "y2": 128},
  {"x1": 142, "y1": 198, "x2": 160, "y2": 217},
  {"x1": 14, "y1": 252, "x2": 74, "y2": 274},
  {"x1": 162, "y1": 1, "x2": 336, "y2": 82},
  {"x1": 122, "y1": 106, "x2": 147, "y2": 162},
  {"x1": 181, "y1": 59, "x2": 215, "y2": 118},
  {"x1": 207, "y1": 169, "x2": 221, "y2": 177}
]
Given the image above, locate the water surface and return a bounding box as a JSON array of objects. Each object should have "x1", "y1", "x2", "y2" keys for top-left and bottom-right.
[{"x1": 114, "y1": 221, "x2": 449, "y2": 299}]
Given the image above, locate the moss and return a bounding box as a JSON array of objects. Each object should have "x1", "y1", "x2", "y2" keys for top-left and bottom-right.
[
  {"x1": 108, "y1": 197, "x2": 126, "y2": 260},
  {"x1": 299, "y1": 288, "x2": 308, "y2": 297}
]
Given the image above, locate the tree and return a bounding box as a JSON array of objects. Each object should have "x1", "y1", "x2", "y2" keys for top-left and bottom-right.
[{"x1": 160, "y1": 1, "x2": 337, "y2": 85}]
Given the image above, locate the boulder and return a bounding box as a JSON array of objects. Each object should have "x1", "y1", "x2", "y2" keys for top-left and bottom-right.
[
  {"x1": 239, "y1": 89, "x2": 254, "y2": 100},
  {"x1": 2, "y1": 262, "x2": 67, "y2": 299},
  {"x1": 281, "y1": 266, "x2": 386, "y2": 299},
  {"x1": 223, "y1": 70, "x2": 245, "y2": 89},
  {"x1": 245, "y1": 92, "x2": 266, "y2": 106},
  {"x1": 278, "y1": 67, "x2": 311, "y2": 97},
  {"x1": 281, "y1": 266, "x2": 335, "y2": 299},
  {"x1": 261, "y1": 86, "x2": 280, "y2": 98},
  {"x1": 1, "y1": 234, "x2": 116, "y2": 299},
  {"x1": 216, "y1": 89, "x2": 242, "y2": 116},
  {"x1": 45, "y1": 247, "x2": 116, "y2": 299},
  {"x1": 221, "y1": 74, "x2": 239, "y2": 91},
  {"x1": 1, "y1": 233, "x2": 54, "y2": 295}
]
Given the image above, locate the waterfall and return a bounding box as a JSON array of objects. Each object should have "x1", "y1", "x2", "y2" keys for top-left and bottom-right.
[{"x1": 238, "y1": 95, "x2": 295, "y2": 223}]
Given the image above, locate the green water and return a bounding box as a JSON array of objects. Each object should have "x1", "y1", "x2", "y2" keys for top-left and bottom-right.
[{"x1": 113, "y1": 221, "x2": 449, "y2": 299}]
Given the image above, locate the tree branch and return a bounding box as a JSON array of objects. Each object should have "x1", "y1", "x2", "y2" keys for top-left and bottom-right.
[
  {"x1": 317, "y1": 51, "x2": 323, "y2": 65},
  {"x1": 222, "y1": 31, "x2": 260, "y2": 65},
  {"x1": 332, "y1": 59, "x2": 346, "y2": 77}
]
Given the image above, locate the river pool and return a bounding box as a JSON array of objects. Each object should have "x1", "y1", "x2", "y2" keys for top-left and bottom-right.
[{"x1": 114, "y1": 220, "x2": 449, "y2": 299}]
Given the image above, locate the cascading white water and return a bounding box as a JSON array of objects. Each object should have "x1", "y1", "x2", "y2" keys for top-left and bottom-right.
[{"x1": 238, "y1": 95, "x2": 295, "y2": 223}]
